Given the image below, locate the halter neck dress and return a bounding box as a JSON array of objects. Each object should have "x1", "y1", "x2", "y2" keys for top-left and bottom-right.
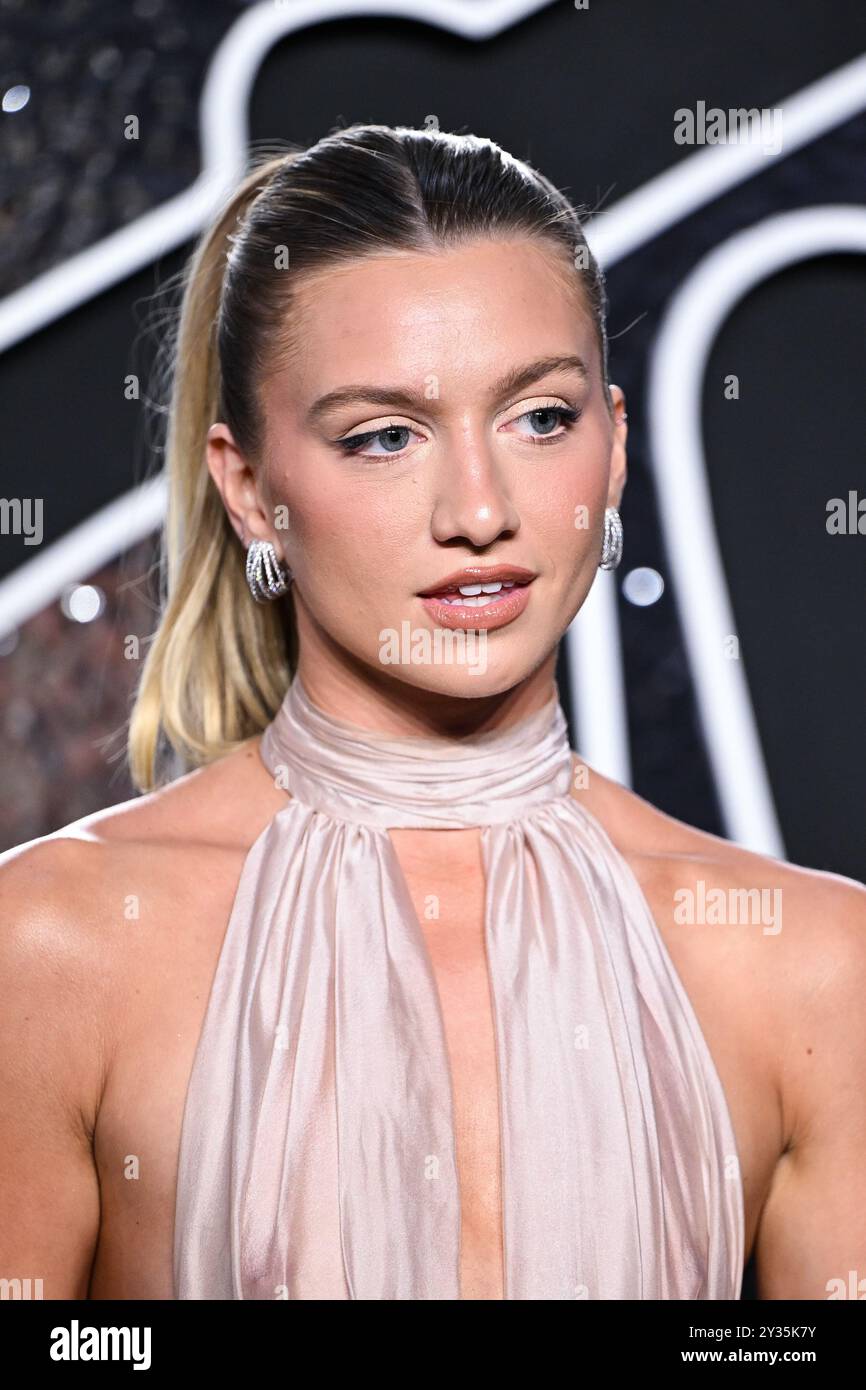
[{"x1": 172, "y1": 675, "x2": 744, "y2": 1300}]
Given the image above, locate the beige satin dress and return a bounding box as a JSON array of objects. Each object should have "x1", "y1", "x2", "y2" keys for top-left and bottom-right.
[{"x1": 172, "y1": 676, "x2": 744, "y2": 1299}]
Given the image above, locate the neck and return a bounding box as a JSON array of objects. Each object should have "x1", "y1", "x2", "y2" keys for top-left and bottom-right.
[
  {"x1": 292, "y1": 647, "x2": 560, "y2": 743},
  {"x1": 260, "y1": 657, "x2": 574, "y2": 830}
]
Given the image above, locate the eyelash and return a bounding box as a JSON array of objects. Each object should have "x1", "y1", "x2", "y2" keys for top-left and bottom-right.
[{"x1": 334, "y1": 404, "x2": 583, "y2": 460}]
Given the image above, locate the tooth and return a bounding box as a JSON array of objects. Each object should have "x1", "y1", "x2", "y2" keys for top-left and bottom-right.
[
  {"x1": 458, "y1": 584, "x2": 483, "y2": 595},
  {"x1": 480, "y1": 582, "x2": 503, "y2": 593}
]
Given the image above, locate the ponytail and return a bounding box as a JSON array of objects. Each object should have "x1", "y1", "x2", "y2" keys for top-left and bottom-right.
[{"x1": 127, "y1": 153, "x2": 298, "y2": 791}]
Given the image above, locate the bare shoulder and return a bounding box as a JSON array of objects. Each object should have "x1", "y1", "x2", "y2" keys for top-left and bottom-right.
[
  {"x1": 0, "y1": 736, "x2": 285, "y2": 1087},
  {"x1": 572, "y1": 755, "x2": 866, "y2": 1142},
  {"x1": 575, "y1": 753, "x2": 866, "y2": 927},
  {"x1": 0, "y1": 733, "x2": 286, "y2": 934},
  {"x1": 0, "y1": 738, "x2": 282, "y2": 1299}
]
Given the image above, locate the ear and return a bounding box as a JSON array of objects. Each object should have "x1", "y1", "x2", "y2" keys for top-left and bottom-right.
[
  {"x1": 205, "y1": 422, "x2": 287, "y2": 558},
  {"x1": 606, "y1": 384, "x2": 628, "y2": 510}
]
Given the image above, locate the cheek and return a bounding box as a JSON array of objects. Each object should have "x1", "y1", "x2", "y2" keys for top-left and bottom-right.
[
  {"x1": 519, "y1": 451, "x2": 609, "y2": 547},
  {"x1": 278, "y1": 468, "x2": 417, "y2": 587}
]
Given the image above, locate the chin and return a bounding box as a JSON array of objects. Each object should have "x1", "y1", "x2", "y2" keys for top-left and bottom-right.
[{"x1": 369, "y1": 640, "x2": 549, "y2": 700}]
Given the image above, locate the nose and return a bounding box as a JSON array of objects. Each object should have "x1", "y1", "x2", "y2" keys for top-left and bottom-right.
[{"x1": 430, "y1": 436, "x2": 521, "y2": 549}]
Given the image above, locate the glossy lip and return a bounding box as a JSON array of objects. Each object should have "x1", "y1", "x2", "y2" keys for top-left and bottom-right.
[
  {"x1": 416, "y1": 563, "x2": 537, "y2": 597},
  {"x1": 418, "y1": 585, "x2": 532, "y2": 631}
]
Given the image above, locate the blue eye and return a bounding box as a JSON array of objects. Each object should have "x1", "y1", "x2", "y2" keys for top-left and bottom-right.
[
  {"x1": 512, "y1": 405, "x2": 582, "y2": 443},
  {"x1": 336, "y1": 424, "x2": 414, "y2": 457},
  {"x1": 333, "y1": 403, "x2": 582, "y2": 462}
]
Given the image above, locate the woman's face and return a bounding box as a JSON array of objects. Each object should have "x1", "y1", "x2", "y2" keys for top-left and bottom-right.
[{"x1": 211, "y1": 236, "x2": 627, "y2": 699}]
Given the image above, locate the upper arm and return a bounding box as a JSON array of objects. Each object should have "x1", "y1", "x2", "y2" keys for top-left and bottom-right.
[
  {"x1": 0, "y1": 841, "x2": 108, "y2": 1299},
  {"x1": 752, "y1": 875, "x2": 866, "y2": 1299}
]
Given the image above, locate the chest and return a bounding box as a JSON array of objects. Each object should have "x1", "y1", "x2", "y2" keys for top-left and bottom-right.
[
  {"x1": 387, "y1": 828, "x2": 505, "y2": 1299},
  {"x1": 92, "y1": 826, "x2": 773, "y2": 1298},
  {"x1": 387, "y1": 828, "x2": 776, "y2": 1273}
]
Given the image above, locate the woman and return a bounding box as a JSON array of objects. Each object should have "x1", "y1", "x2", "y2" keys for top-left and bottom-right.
[{"x1": 1, "y1": 124, "x2": 864, "y2": 1302}]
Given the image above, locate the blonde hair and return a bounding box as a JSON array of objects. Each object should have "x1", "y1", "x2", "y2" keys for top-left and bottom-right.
[
  {"x1": 128, "y1": 152, "x2": 299, "y2": 791},
  {"x1": 127, "y1": 124, "x2": 610, "y2": 791}
]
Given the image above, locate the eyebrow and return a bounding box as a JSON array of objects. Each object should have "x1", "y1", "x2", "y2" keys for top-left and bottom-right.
[{"x1": 305, "y1": 354, "x2": 590, "y2": 426}]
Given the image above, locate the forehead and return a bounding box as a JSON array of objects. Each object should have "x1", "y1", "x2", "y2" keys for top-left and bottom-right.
[{"x1": 270, "y1": 238, "x2": 597, "y2": 406}]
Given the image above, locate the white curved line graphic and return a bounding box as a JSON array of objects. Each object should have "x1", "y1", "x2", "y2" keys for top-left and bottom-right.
[
  {"x1": 0, "y1": 0, "x2": 556, "y2": 355},
  {"x1": 648, "y1": 204, "x2": 866, "y2": 855},
  {"x1": 0, "y1": 476, "x2": 167, "y2": 634},
  {"x1": 567, "y1": 570, "x2": 631, "y2": 785}
]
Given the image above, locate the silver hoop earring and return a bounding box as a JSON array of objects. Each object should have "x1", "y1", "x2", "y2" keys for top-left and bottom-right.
[
  {"x1": 599, "y1": 506, "x2": 624, "y2": 570},
  {"x1": 245, "y1": 539, "x2": 293, "y2": 602}
]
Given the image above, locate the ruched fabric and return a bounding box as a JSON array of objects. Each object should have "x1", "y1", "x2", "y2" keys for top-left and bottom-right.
[{"x1": 173, "y1": 676, "x2": 743, "y2": 1299}]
